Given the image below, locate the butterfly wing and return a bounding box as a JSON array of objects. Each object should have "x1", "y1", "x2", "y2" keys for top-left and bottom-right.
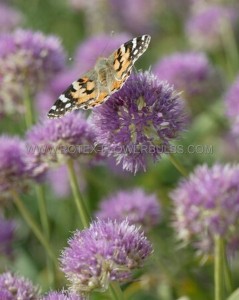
[{"x1": 47, "y1": 70, "x2": 98, "y2": 118}]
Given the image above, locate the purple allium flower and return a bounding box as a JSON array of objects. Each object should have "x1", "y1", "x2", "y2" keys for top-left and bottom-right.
[
  {"x1": 90, "y1": 71, "x2": 187, "y2": 173},
  {"x1": 153, "y1": 52, "x2": 223, "y2": 112},
  {"x1": 0, "y1": 29, "x2": 66, "y2": 115},
  {"x1": 0, "y1": 3, "x2": 23, "y2": 33},
  {"x1": 0, "y1": 216, "x2": 15, "y2": 257},
  {"x1": 0, "y1": 136, "x2": 31, "y2": 199},
  {"x1": 26, "y1": 113, "x2": 100, "y2": 169},
  {"x1": 171, "y1": 164, "x2": 239, "y2": 254},
  {"x1": 185, "y1": 4, "x2": 238, "y2": 51},
  {"x1": 74, "y1": 33, "x2": 131, "y2": 75},
  {"x1": 110, "y1": 0, "x2": 159, "y2": 34},
  {"x1": 225, "y1": 75, "x2": 239, "y2": 137},
  {"x1": 42, "y1": 291, "x2": 85, "y2": 300},
  {"x1": 61, "y1": 219, "x2": 152, "y2": 293},
  {"x1": 96, "y1": 189, "x2": 161, "y2": 231},
  {"x1": 0, "y1": 272, "x2": 39, "y2": 299}
]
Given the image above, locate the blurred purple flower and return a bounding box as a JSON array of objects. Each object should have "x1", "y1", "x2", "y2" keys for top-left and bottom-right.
[
  {"x1": 0, "y1": 272, "x2": 39, "y2": 299},
  {"x1": 26, "y1": 113, "x2": 100, "y2": 169},
  {"x1": 96, "y1": 189, "x2": 161, "y2": 231},
  {"x1": 74, "y1": 33, "x2": 131, "y2": 74},
  {"x1": 0, "y1": 29, "x2": 66, "y2": 115},
  {"x1": 47, "y1": 164, "x2": 86, "y2": 198},
  {"x1": 225, "y1": 75, "x2": 239, "y2": 137},
  {"x1": 110, "y1": 0, "x2": 158, "y2": 34},
  {"x1": 90, "y1": 71, "x2": 187, "y2": 173},
  {"x1": 0, "y1": 3, "x2": 23, "y2": 33},
  {"x1": 171, "y1": 164, "x2": 239, "y2": 255},
  {"x1": 185, "y1": 4, "x2": 238, "y2": 51},
  {"x1": 0, "y1": 136, "x2": 31, "y2": 199},
  {"x1": 0, "y1": 216, "x2": 15, "y2": 257},
  {"x1": 61, "y1": 219, "x2": 152, "y2": 293},
  {"x1": 153, "y1": 52, "x2": 224, "y2": 113},
  {"x1": 43, "y1": 291, "x2": 85, "y2": 300}
]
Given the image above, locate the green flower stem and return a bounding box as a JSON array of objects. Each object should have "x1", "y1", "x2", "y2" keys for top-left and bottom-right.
[
  {"x1": 168, "y1": 153, "x2": 188, "y2": 177},
  {"x1": 36, "y1": 184, "x2": 57, "y2": 287},
  {"x1": 109, "y1": 282, "x2": 125, "y2": 300},
  {"x1": 214, "y1": 235, "x2": 224, "y2": 300},
  {"x1": 222, "y1": 240, "x2": 233, "y2": 295},
  {"x1": 12, "y1": 191, "x2": 58, "y2": 268},
  {"x1": 66, "y1": 159, "x2": 90, "y2": 228}
]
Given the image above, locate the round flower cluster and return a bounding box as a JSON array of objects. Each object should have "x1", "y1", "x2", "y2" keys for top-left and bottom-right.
[
  {"x1": 185, "y1": 4, "x2": 238, "y2": 51},
  {"x1": 43, "y1": 291, "x2": 85, "y2": 300},
  {"x1": 153, "y1": 52, "x2": 223, "y2": 113},
  {"x1": 26, "y1": 113, "x2": 100, "y2": 169},
  {"x1": 91, "y1": 71, "x2": 187, "y2": 173},
  {"x1": 0, "y1": 29, "x2": 65, "y2": 115},
  {"x1": 96, "y1": 189, "x2": 161, "y2": 231},
  {"x1": 171, "y1": 164, "x2": 239, "y2": 254},
  {"x1": 0, "y1": 272, "x2": 39, "y2": 299},
  {"x1": 61, "y1": 219, "x2": 152, "y2": 293}
]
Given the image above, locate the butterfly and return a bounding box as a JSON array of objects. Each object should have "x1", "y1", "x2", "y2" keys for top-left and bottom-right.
[{"x1": 47, "y1": 34, "x2": 151, "y2": 119}]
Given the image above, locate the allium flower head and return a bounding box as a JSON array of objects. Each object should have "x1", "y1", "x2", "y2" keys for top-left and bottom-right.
[
  {"x1": 61, "y1": 219, "x2": 152, "y2": 293},
  {"x1": 0, "y1": 272, "x2": 39, "y2": 299},
  {"x1": 225, "y1": 75, "x2": 239, "y2": 137},
  {"x1": 0, "y1": 136, "x2": 30, "y2": 198},
  {"x1": 153, "y1": 52, "x2": 223, "y2": 113},
  {"x1": 74, "y1": 33, "x2": 131, "y2": 74},
  {"x1": 186, "y1": 4, "x2": 238, "y2": 51},
  {"x1": 91, "y1": 71, "x2": 187, "y2": 173},
  {"x1": 0, "y1": 29, "x2": 65, "y2": 115},
  {"x1": 0, "y1": 3, "x2": 23, "y2": 33},
  {"x1": 171, "y1": 164, "x2": 239, "y2": 254},
  {"x1": 43, "y1": 291, "x2": 85, "y2": 300},
  {"x1": 26, "y1": 113, "x2": 100, "y2": 169},
  {"x1": 96, "y1": 189, "x2": 161, "y2": 231},
  {"x1": 0, "y1": 216, "x2": 15, "y2": 257}
]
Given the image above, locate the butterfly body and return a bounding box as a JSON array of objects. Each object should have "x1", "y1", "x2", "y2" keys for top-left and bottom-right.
[{"x1": 48, "y1": 35, "x2": 151, "y2": 118}]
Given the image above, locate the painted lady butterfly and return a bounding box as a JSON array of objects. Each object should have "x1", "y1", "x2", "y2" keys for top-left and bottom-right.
[{"x1": 47, "y1": 34, "x2": 151, "y2": 119}]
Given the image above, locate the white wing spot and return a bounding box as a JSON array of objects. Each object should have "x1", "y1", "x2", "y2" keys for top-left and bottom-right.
[
  {"x1": 59, "y1": 94, "x2": 69, "y2": 103},
  {"x1": 65, "y1": 103, "x2": 72, "y2": 108}
]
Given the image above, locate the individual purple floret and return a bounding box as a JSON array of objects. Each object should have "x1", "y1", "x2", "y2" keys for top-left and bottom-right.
[
  {"x1": 153, "y1": 52, "x2": 223, "y2": 112},
  {"x1": 96, "y1": 189, "x2": 161, "y2": 231},
  {"x1": 90, "y1": 71, "x2": 187, "y2": 173},
  {"x1": 26, "y1": 113, "x2": 100, "y2": 169},
  {"x1": 61, "y1": 219, "x2": 152, "y2": 293},
  {"x1": 74, "y1": 33, "x2": 131, "y2": 74},
  {"x1": 0, "y1": 3, "x2": 23, "y2": 33},
  {"x1": 0, "y1": 272, "x2": 39, "y2": 299},
  {"x1": 42, "y1": 291, "x2": 85, "y2": 300},
  {"x1": 0, "y1": 216, "x2": 15, "y2": 257},
  {"x1": 185, "y1": 4, "x2": 238, "y2": 51},
  {"x1": 225, "y1": 75, "x2": 239, "y2": 137},
  {"x1": 0, "y1": 29, "x2": 66, "y2": 115},
  {"x1": 171, "y1": 164, "x2": 239, "y2": 255}
]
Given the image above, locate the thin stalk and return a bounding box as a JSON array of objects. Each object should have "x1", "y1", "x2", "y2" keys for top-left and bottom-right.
[
  {"x1": 36, "y1": 184, "x2": 57, "y2": 287},
  {"x1": 23, "y1": 88, "x2": 34, "y2": 128},
  {"x1": 66, "y1": 159, "x2": 90, "y2": 228},
  {"x1": 12, "y1": 191, "x2": 57, "y2": 267},
  {"x1": 109, "y1": 282, "x2": 125, "y2": 300},
  {"x1": 222, "y1": 240, "x2": 233, "y2": 295},
  {"x1": 214, "y1": 235, "x2": 224, "y2": 300},
  {"x1": 168, "y1": 154, "x2": 188, "y2": 177}
]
